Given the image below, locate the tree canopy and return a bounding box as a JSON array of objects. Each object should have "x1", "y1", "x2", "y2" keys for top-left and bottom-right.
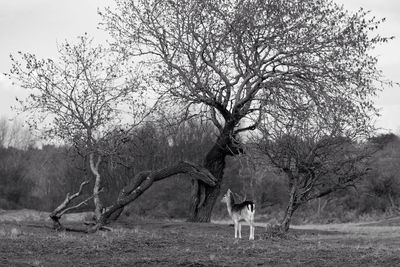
[
  {"x1": 7, "y1": 35, "x2": 142, "y2": 150},
  {"x1": 101, "y1": 0, "x2": 387, "y2": 134}
]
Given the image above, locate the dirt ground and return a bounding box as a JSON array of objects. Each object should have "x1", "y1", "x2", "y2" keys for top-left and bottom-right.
[{"x1": 1, "y1": 214, "x2": 400, "y2": 266}]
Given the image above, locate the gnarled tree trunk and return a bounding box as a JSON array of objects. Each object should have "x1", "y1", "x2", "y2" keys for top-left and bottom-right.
[
  {"x1": 188, "y1": 124, "x2": 241, "y2": 222},
  {"x1": 187, "y1": 145, "x2": 226, "y2": 222}
]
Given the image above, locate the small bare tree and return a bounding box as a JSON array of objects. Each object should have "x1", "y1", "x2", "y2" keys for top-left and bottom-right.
[
  {"x1": 255, "y1": 100, "x2": 378, "y2": 232},
  {"x1": 6, "y1": 35, "x2": 143, "y2": 228}
]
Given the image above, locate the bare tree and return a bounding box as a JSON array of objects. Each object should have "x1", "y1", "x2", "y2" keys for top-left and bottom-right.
[
  {"x1": 6, "y1": 35, "x2": 143, "y2": 224},
  {"x1": 101, "y1": 0, "x2": 390, "y2": 221},
  {"x1": 255, "y1": 100, "x2": 378, "y2": 232}
]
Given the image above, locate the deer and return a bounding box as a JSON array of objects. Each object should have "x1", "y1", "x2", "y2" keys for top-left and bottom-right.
[{"x1": 221, "y1": 189, "x2": 255, "y2": 240}]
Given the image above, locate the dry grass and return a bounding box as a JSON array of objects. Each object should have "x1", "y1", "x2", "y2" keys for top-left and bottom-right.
[{"x1": 1, "y1": 212, "x2": 400, "y2": 266}]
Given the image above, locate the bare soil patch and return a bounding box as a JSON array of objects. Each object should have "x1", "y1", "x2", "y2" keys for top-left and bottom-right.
[{"x1": 1, "y1": 214, "x2": 400, "y2": 266}]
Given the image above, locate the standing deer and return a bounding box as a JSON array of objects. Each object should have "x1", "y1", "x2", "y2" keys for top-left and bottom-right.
[{"x1": 221, "y1": 189, "x2": 255, "y2": 240}]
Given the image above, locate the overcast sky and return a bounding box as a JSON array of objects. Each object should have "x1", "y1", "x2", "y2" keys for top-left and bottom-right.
[{"x1": 0, "y1": 0, "x2": 399, "y2": 133}]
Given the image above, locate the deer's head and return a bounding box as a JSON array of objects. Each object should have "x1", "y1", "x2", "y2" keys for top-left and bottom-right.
[{"x1": 221, "y1": 189, "x2": 232, "y2": 203}]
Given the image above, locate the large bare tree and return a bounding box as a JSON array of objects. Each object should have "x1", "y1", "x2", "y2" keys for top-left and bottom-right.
[{"x1": 101, "y1": 0, "x2": 389, "y2": 222}]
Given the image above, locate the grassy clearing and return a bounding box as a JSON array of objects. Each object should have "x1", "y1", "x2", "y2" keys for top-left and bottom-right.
[{"x1": 1, "y1": 215, "x2": 400, "y2": 266}]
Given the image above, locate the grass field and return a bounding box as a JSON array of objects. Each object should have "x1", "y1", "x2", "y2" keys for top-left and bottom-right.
[{"x1": 1, "y1": 212, "x2": 400, "y2": 266}]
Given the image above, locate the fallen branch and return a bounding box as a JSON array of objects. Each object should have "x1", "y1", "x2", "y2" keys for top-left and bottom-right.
[
  {"x1": 89, "y1": 161, "x2": 217, "y2": 232},
  {"x1": 49, "y1": 180, "x2": 90, "y2": 230},
  {"x1": 58, "y1": 195, "x2": 95, "y2": 218}
]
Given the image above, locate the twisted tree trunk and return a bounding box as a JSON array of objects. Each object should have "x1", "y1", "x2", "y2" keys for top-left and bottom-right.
[
  {"x1": 188, "y1": 124, "x2": 242, "y2": 222},
  {"x1": 187, "y1": 145, "x2": 226, "y2": 222}
]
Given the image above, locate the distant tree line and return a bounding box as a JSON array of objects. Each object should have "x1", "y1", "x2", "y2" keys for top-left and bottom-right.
[{"x1": 1, "y1": 114, "x2": 399, "y2": 225}]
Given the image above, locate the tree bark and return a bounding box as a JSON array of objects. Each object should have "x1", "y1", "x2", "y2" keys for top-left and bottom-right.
[
  {"x1": 279, "y1": 180, "x2": 299, "y2": 233},
  {"x1": 187, "y1": 147, "x2": 225, "y2": 222},
  {"x1": 188, "y1": 125, "x2": 241, "y2": 222},
  {"x1": 89, "y1": 153, "x2": 103, "y2": 221}
]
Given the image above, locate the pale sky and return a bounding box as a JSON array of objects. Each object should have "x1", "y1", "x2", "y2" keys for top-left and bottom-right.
[{"x1": 0, "y1": 0, "x2": 399, "y2": 133}]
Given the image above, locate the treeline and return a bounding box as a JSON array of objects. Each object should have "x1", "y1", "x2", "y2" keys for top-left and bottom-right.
[
  {"x1": 1, "y1": 117, "x2": 399, "y2": 223},
  {"x1": 0, "y1": 119, "x2": 215, "y2": 213}
]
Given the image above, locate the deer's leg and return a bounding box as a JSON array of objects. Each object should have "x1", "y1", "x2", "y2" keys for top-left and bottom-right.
[
  {"x1": 238, "y1": 222, "x2": 242, "y2": 239},
  {"x1": 250, "y1": 215, "x2": 255, "y2": 240},
  {"x1": 234, "y1": 220, "x2": 238, "y2": 239},
  {"x1": 245, "y1": 216, "x2": 254, "y2": 240}
]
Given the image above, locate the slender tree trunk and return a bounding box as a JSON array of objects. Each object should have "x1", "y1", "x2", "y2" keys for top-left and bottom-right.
[
  {"x1": 89, "y1": 153, "x2": 103, "y2": 221},
  {"x1": 317, "y1": 198, "x2": 321, "y2": 217},
  {"x1": 280, "y1": 200, "x2": 298, "y2": 233},
  {"x1": 280, "y1": 179, "x2": 299, "y2": 232},
  {"x1": 388, "y1": 192, "x2": 399, "y2": 214}
]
